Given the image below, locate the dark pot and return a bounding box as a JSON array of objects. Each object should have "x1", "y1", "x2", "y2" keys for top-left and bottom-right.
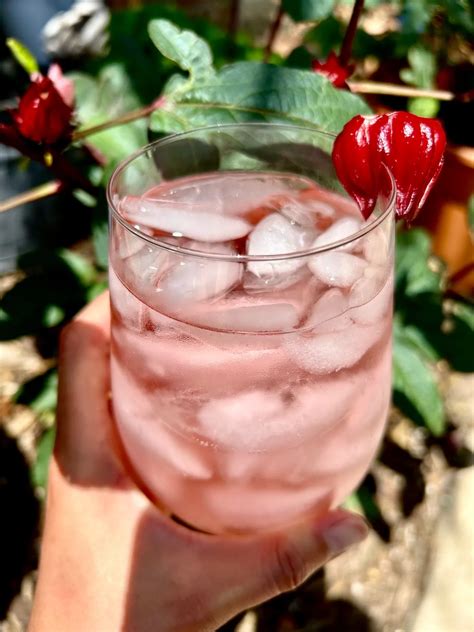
[{"x1": 0, "y1": 146, "x2": 91, "y2": 273}]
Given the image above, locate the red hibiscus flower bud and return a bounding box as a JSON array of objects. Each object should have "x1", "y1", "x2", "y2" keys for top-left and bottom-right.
[
  {"x1": 312, "y1": 52, "x2": 353, "y2": 89},
  {"x1": 332, "y1": 112, "x2": 446, "y2": 222},
  {"x1": 47, "y1": 64, "x2": 75, "y2": 107},
  {"x1": 12, "y1": 75, "x2": 74, "y2": 145}
]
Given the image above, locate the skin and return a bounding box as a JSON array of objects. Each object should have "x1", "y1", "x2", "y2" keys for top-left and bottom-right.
[{"x1": 29, "y1": 293, "x2": 368, "y2": 632}]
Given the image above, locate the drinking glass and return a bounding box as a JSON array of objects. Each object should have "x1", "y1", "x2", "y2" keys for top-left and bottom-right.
[{"x1": 107, "y1": 123, "x2": 396, "y2": 534}]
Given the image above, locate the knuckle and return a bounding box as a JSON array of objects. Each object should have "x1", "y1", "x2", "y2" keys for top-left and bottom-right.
[{"x1": 271, "y1": 538, "x2": 309, "y2": 593}]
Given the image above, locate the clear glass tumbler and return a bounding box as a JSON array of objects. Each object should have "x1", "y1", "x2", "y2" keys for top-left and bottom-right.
[{"x1": 108, "y1": 123, "x2": 395, "y2": 534}]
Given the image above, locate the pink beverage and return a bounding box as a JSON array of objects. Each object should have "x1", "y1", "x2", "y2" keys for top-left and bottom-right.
[{"x1": 108, "y1": 125, "x2": 395, "y2": 534}]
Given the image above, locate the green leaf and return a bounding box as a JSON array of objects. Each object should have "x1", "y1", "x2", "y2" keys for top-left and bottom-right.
[
  {"x1": 6, "y1": 38, "x2": 39, "y2": 75},
  {"x1": 151, "y1": 61, "x2": 371, "y2": 135},
  {"x1": 15, "y1": 370, "x2": 58, "y2": 413},
  {"x1": 32, "y1": 427, "x2": 56, "y2": 489},
  {"x1": 70, "y1": 64, "x2": 147, "y2": 167},
  {"x1": 407, "y1": 96, "x2": 440, "y2": 118},
  {"x1": 283, "y1": 0, "x2": 336, "y2": 22},
  {"x1": 148, "y1": 19, "x2": 215, "y2": 88},
  {"x1": 92, "y1": 204, "x2": 109, "y2": 270},
  {"x1": 468, "y1": 194, "x2": 474, "y2": 234},
  {"x1": 400, "y1": 46, "x2": 437, "y2": 89},
  {"x1": 58, "y1": 250, "x2": 97, "y2": 287},
  {"x1": 393, "y1": 322, "x2": 445, "y2": 436},
  {"x1": 87, "y1": 280, "x2": 109, "y2": 302},
  {"x1": 395, "y1": 229, "x2": 443, "y2": 297},
  {"x1": 304, "y1": 16, "x2": 344, "y2": 58},
  {"x1": 0, "y1": 250, "x2": 92, "y2": 340}
]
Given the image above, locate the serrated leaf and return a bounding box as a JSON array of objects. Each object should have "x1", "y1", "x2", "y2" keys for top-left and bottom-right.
[
  {"x1": 283, "y1": 0, "x2": 336, "y2": 22},
  {"x1": 148, "y1": 19, "x2": 215, "y2": 88},
  {"x1": 15, "y1": 370, "x2": 58, "y2": 413},
  {"x1": 150, "y1": 62, "x2": 371, "y2": 135},
  {"x1": 395, "y1": 229, "x2": 442, "y2": 296},
  {"x1": 6, "y1": 38, "x2": 39, "y2": 75},
  {"x1": 32, "y1": 427, "x2": 56, "y2": 489},
  {"x1": 393, "y1": 324, "x2": 445, "y2": 436}
]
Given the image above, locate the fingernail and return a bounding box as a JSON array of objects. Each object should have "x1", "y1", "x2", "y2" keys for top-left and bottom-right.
[{"x1": 322, "y1": 517, "x2": 369, "y2": 555}]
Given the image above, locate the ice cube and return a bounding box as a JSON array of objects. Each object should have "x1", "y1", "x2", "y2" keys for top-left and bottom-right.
[
  {"x1": 125, "y1": 200, "x2": 252, "y2": 242},
  {"x1": 247, "y1": 213, "x2": 314, "y2": 278},
  {"x1": 285, "y1": 323, "x2": 383, "y2": 375},
  {"x1": 349, "y1": 275, "x2": 393, "y2": 325},
  {"x1": 306, "y1": 288, "x2": 347, "y2": 327},
  {"x1": 111, "y1": 358, "x2": 212, "y2": 480},
  {"x1": 280, "y1": 198, "x2": 333, "y2": 228},
  {"x1": 308, "y1": 251, "x2": 366, "y2": 288},
  {"x1": 362, "y1": 224, "x2": 392, "y2": 265},
  {"x1": 191, "y1": 301, "x2": 299, "y2": 332},
  {"x1": 156, "y1": 250, "x2": 242, "y2": 306},
  {"x1": 197, "y1": 390, "x2": 287, "y2": 450},
  {"x1": 144, "y1": 172, "x2": 314, "y2": 216},
  {"x1": 109, "y1": 267, "x2": 147, "y2": 329},
  {"x1": 312, "y1": 217, "x2": 362, "y2": 250}
]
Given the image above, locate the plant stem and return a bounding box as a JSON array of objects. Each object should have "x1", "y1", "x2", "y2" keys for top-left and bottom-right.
[
  {"x1": 339, "y1": 0, "x2": 365, "y2": 67},
  {"x1": 447, "y1": 261, "x2": 474, "y2": 287},
  {"x1": 0, "y1": 180, "x2": 62, "y2": 214},
  {"x1": 348, "y1": 81, "x2": 462, "y2": 101},
  {"x1": 72, "y1": 100, "x2": 161, "y2": 142},
  {"x1": 228, "y1": 0, "x2": 240, "y2": 40},
  {"x1": 264, "y1": 2, "x2": 284, "y2": 62}
]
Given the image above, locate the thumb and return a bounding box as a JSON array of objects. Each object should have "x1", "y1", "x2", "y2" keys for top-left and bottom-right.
[{"x1": 211, "y1": 509, "x2": 368, "y2": 624}]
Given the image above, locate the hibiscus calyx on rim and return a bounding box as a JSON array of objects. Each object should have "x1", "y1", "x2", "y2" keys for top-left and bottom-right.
[
  {"x1": 332, "y1": 112, "x2": 447, "y2": 222},
  {"x1": 312, "y1": 52, "x2": 354, "y2": 89},
  {"x1": 12, "y1": 73, "x2": 74, "y2": 146}
]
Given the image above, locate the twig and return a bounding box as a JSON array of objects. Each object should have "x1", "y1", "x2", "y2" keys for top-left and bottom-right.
[
  {"x1": 72, "y1": 100, "x2": 162, "y2": 142},
  {"x1": 347, "y1": 81, "x2": 469, "y2": 102},
  {"x1": 264, "y1": 2, "x2": 284, "y2": 62},
  {"x1": 339, "y1": 0, "x2": 365, "y2": 67},
  {"x1": 0, "y1": 180, "x2": 62, "y2": 214}
]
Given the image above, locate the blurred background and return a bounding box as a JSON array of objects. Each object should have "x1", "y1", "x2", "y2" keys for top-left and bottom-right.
[{"x1": 0, "y1": 1, "x2": 473, "y2": 631}]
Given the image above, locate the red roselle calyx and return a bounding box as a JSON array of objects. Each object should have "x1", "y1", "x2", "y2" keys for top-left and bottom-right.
[
  {"x1": 12, "y1": 75, "x2": 74, "y2": 145},
  {"x1": 332, "y1": 112, "x2": 447, "y2": 222},
  {"x1": 312, "y1": 52, "x2": 354, "y2": 89}
]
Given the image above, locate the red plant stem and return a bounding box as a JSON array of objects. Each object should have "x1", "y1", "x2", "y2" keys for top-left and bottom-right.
[
  {"x1": 264, "y1": 2, "x2": 284, "y2": 62},
  {"x1": 339, "y1": 0, "x2": 365, "y2": 67},
  {"x1": 447, "y1": 261, "x2": 474, "y2": 287}
]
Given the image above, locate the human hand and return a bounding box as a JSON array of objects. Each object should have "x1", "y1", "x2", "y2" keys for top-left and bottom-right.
[{"x1": 29, "y1": 293, "x2": 368, "y2": 632}]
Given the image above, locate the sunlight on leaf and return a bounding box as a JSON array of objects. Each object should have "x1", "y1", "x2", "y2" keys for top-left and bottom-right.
[
  {"x1": 393, "y1": 320, "x2": 445, "y2": 436},
  {"x1": 148, "y1": 19, "x2": 215, "y2": 89}
]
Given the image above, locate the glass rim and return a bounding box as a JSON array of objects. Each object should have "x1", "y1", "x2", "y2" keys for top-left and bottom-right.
[{"x1": 107, "y1": 122, "x2": 396, "y2": 262}]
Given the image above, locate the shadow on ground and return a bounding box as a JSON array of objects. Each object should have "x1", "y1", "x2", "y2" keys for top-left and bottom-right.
[
  {"x1": 219, "y1": 569, "x2": 373, "y2": 632},
  {"x1": 0, "y1": 426, "x2": 39, "y2": 620}
]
